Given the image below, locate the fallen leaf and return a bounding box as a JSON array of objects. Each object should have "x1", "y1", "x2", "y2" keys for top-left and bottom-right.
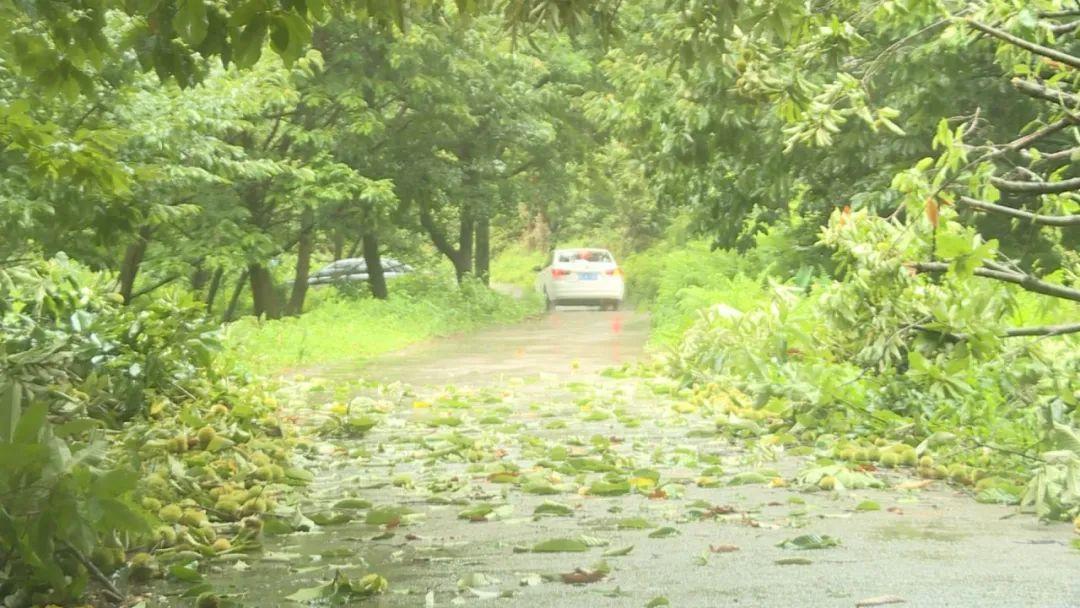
[
  {"x1": 727, "y1": 471, "x2": 770, "y2": 486},
  {"x1": 702, "y1": 505, "x2": 737, "y2": 519},
  {"x1": 457, "y1": 572, "x2": 496, "y2": 589},
  {"x1": 561, "y1": 568, "x2": 606, "y2": 584},
  {"x1": 532, "y1": 538, "x2": 589, "y2": 553},
  {"x1": 533, "y1": 501, "x2": 574, "y2": 517},
  {"x1": 333, "y1": 498, "x2": 372, "y2": 510},
  {"x1": 777, "y1": 534, "x2": 840, "y2": 550},
  {"x1": 617, "y1": 517, "x2": 652, "y2": 529},
  {"x1": 576, "y1": 534, "x2": 609, "y2": 547},
  {"x1": 709, "y1": 544, "x2": 739, "y2": 553},
  {"x1": 856, "y1": 595, "x2": 906, "y2": 607},
  {"x1": 775, "y1": 557, "x2": 813, "y2": 565},
  {"x1": 588, "y1": 480, "x2": 631, "y2": 496},
  {"x1": 895, "y1": 479, "x2": 933, "y2": 491},
  {"x1": 603, "y1": 545, "x2": 634, "y2": 557},
  {"x1": 648, "y1": 526, "x2": 680, "y2": 538}
]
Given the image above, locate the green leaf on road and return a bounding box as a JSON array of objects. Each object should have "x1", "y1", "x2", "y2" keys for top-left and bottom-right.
[
  {"x1": 534, "y1": 501, "x2": 574, "y2": 517},
  {"x1": 777, "y1": 534, "x2": 840, "y2": 550},
  {"x1": 647, "y1": 526, "x2": 680, "y2": 538},
  {"x1": 532, "y1": 538, "x2": 589, "y2": 553}
]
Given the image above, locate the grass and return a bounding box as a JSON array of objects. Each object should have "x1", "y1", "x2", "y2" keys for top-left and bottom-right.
[
  {"x1": 224, "y1": 274, "x2": 542, "y2": 374},
  {"x1": 490, "y1": 243, "x2": 548, "y2": 289}
]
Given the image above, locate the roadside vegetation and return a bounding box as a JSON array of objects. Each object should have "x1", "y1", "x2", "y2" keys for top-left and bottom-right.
[
  {"x1": 226, "y1": 275, "x2": 540, "y2": 374},
  {"x1": 2, "y1": 0, "x2": 1079, "y2": 605}
]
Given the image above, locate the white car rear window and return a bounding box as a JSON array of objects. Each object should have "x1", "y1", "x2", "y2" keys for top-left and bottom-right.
[{"x1": 556, "y1": 250, "x2": 613, "y2": 263}]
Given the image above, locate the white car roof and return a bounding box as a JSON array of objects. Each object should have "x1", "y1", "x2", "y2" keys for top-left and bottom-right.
[{"x1": 554, "y1": 248, "x2": 611, "y2": 254}]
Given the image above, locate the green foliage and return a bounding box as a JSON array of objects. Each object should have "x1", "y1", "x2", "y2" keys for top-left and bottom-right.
[
  {"x1": 225, "y1": 275, "x2": 541, "y2": 374},
  {"x1": 0, "y1": 258, "x2": 301, "y2": 604},
  {"x1": 623, "y1": 211, "x2": 830, "y2": 344},
  {"x1": 650, "y1": 208, "x2": 1079, "y2": 519},
  {"x1": 490, "y1": 243, "x2": 547, "y2": 289}
]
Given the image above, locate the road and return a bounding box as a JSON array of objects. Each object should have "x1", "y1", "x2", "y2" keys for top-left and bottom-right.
[{"x1": 183, "y1": 311, "x2": 1079, "y2": 608}]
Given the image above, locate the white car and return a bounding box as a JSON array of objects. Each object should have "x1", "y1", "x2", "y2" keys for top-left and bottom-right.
[{"x1": 535, "y1": 248, "x2": 625, "y2": 311}]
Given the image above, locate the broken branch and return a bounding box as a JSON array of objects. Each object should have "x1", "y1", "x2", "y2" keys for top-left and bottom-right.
[
  {"x1": 967, "y1": 20, "x2": 1080, "y2": 69},
  {"x1": 958, "y1": 196, "x2": 1080, "y2": 226},
  {"x1": 1012, "y1": 78, "x2": 1080, "y2": 107},
  {"x1": 1004, "y1": 322, "x2": 1080, "y2": 337},
  {"x1": 912, "y1": 262, "x2": 1080, "y2": 302},
  {"x1": 989, "y1": 175, "x2": 1080, "y2": 194}
]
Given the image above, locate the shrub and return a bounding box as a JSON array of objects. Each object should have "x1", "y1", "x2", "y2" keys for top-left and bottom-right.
[{"x1": 0, "y1": 257, "x2": 299, "y2": 605}]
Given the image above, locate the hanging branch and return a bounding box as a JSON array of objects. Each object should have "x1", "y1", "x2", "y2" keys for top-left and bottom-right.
[
  {"x1": 957, "y1": 196, "x2": 1080, "y2": 226},
  {"x1": 989, "y1": 175, "x2": 1080, "y2": 194},
  {"x1": 995, "y1": 117, "x2": 1077, "y2": 156},
  {"x1": 1039, "y1": 10, "x2": 1080, "y2": 19},
  {"x1": 1022, "y1": 145, "x2": 1080, "y2": 163},
  {"x1": 916, "y1": 322, "x2": 1080, "y2": 340},
  {"x1": 1049, "y1": 20, "x2": 1080, "y2": 34},
  {"x1": 1004, "y1": 322, "x2": 1080, "y2": 337},
  {"x1": 911, "y1": 262, "x2": 1080, "y2": 302},
  {"x1": 63, "y1": 541, "x2": 124, "y2": 603},
  {"x1": 1012, "y1": 78, "x2": 1080, "y2": 107},
  {"x1": 967, "y1": 20, "x2": 1080, "y2": 69}
]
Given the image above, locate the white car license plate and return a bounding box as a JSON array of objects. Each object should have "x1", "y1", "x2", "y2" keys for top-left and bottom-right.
[{"x1": 579, "y1": 272, "x2": 598, "y2": 280}]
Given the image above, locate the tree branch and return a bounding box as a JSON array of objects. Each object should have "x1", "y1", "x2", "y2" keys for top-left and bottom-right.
[
  {"x1": 130, "y1": 273, "x2": 182, "y2": 299},
  {"x1": 989, "y1": 175, "x2": 1080, "y2": 194},
  {"x1": 1049, "y1": 20, "x2": 1080, "y2": 34},
  {"x1": 996, "y1": 117, "x2": 1077, "y2": 156},
  {"x1": 1004, "y1": 322, "x2": 1080, "y2": 337},
  {"x1": 261, "y1": 113, "x2": 284, "y2": 151},
  {"x1": 64, "y1": 541, "x2": 124, "y2": 603},
  {"x1": 911, "y1": 262, "x2": 1080, "y2": 302},
  {"x1": 959, "y1": 195, "x2": 1075, "y2": 225},
  {"x1": 1039, "y1": 10, "x2": 1080, "y2": 18},
  {"x1": 916, "y1": 322, "x2": 1080, "y2": 340},
  {"x1": 1012, "y1": 78, "x2": 1080, "y2": 108},
  {"x1": 417, "y1": 199, "x2": 459, "y2": 260},
  {"x1": 967, "y1": 20, "x2": 1080, "y2": 69},
  {"x1": 958, "y1": 196, "x2": 1080, "y2": 226},
  {"x1": 1022, "y1": 145, "x2": 1080, "y2": 164},
  {"x1": 503, "y1": 157, "x2": 545, "y2": 179}
]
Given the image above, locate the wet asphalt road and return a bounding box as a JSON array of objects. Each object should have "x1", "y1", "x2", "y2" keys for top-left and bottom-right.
[
  {"x1": 361, "y1": 309, "x2": 652, "y2": 385},
  {"x1": 169, "y1": 310, "x2": 1078, "y2": 608}
]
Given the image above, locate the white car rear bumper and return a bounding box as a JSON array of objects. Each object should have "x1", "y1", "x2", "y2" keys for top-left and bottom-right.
[{"x1": 547, "y1": 278, "x2": 624, "y2": 302}]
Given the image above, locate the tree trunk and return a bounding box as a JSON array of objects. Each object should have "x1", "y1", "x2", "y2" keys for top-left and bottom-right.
[
  {"x1": 362, "y1": 232, "x2": 388, "y2": 299},
  {"x1": 456, "y1": 207, "x2": 474, "y2": 282},
  {"x1": 417, "y1": 199, "x2": 473, "y2": 283},
  {"x1": 118, "y1": 225, "x2": 152, "y2": 304},
  {"x1": 346, "y1": 236, "x2": 363, "y2": 259},
  {"x1": 332, "y1": 230, "x2": 345, "y2": 260},
  {"x1": 474, "y1": 215, "x2": 490, "y2": 285},
  {"x1": 249, "y1": 263, "x2": 283, "y2": 319},
  {"x1": 205, "y1": 267, "x2": 224, "y2": 314},
  {"x1": 286, "y1": 207, "x2": 315, "y2": 316},
  {"x1": 223, "y1": 270, "x2": 249, "y2": 322},
  {"x1": 190, "y1": 264, "x2": 210, "y2": 291}
]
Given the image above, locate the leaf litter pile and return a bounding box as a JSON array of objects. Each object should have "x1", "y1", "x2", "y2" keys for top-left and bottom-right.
[{"x1": 146, "y1": 366, "x2": 1052, "y2": 606}]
